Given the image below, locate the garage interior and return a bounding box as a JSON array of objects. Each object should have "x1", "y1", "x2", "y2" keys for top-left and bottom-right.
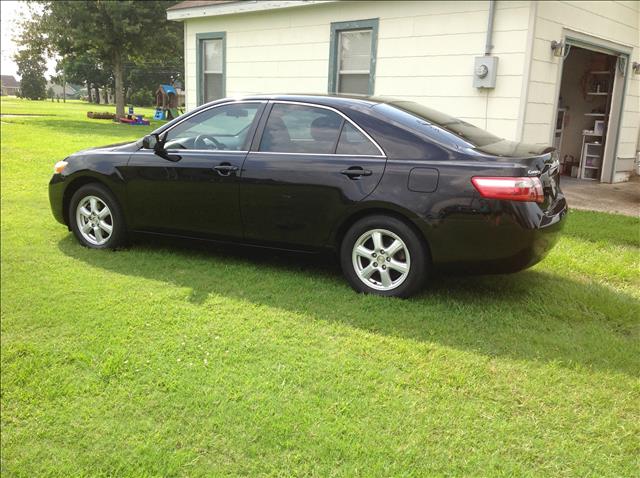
[{"x1": 554, "y1": 45, "x2": 619, "y2": 181}]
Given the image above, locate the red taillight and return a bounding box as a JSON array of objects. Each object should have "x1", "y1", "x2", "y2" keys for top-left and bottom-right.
[{"x1": 471, "y1": 176, "x2": 544, "y2": 203}]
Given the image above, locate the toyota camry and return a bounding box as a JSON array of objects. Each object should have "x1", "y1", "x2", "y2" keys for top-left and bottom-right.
[{"x1": 49, "y1": 95, "x2": 567, "y2": 297}]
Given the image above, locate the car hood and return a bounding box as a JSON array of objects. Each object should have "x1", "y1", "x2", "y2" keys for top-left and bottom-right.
[
  {"x1": 74, "y1": 140, "x2": 141, "y2": 155},
  {"x1": 474, "y1": 139, "x2": 553, "y2": 157}
]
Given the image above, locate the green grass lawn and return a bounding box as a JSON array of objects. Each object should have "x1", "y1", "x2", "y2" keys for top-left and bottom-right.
[{"x1": 1, "y1": 97, "x2": 639, "y2": 477}]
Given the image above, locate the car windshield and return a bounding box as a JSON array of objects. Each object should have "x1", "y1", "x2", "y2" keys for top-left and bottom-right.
[{"x1": 390, "y1": 100, "x2": 503, "y2": 147}]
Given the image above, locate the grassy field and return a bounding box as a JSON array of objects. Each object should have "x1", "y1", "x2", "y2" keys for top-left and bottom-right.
[{"x1": 1, "y1": 97, "x2": 639, "y2": 477}]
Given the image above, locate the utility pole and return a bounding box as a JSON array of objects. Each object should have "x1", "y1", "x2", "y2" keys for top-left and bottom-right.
[{"x1": 62, "y1": 71, "x2": 66, "y2": 103}]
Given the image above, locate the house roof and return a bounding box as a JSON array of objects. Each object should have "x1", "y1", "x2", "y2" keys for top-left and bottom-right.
[
  {"x1": 167, "y1": 1, "x2": 332, "y2": 20},
  {"x1": 1, "y1": 75, "x2": 20, "y2": 88},
  {"x1": 167, "y1": 0, "x2": 235, "y2": 11}
]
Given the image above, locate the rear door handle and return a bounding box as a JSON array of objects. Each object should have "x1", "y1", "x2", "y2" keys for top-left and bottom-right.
[
  {"x1": 214, "y1": 163, "x2": 239, "y2": 176},
  {"x1": 340, "y1": 167, "x2": 372, "y2": 179}
]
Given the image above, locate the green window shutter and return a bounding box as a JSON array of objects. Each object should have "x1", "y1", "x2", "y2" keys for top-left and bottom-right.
[
  {"x1": 328, "y1": 18, "x2": 379, "y2": 96},
  {"x1": 196, "y1": 32, "x2": 226, "y2": 106}
]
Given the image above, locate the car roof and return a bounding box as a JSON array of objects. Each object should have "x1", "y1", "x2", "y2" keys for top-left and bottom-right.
[{"x1": 218, "y1": 93, "x2": 394, "y2": 109}]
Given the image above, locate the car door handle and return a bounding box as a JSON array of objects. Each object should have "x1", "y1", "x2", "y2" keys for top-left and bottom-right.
[
  {"x1": 213, "y1": 163, "x2": 239, "y2": 176},
  {"x1": 341, "y1": 167, "x2": 372, "y2": 179}
]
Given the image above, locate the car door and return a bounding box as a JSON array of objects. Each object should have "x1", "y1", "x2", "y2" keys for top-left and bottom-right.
[
  {"x1": 240, "y1": 101, "x2": 387, "y2": 249},
  {"x1": 123, "y1": 101, "x2": 265, "y2": 239}
]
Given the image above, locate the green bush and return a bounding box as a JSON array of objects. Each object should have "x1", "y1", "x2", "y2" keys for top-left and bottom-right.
[{"x1": 128, "y1": 89, "x2": 154, "y2": 107}]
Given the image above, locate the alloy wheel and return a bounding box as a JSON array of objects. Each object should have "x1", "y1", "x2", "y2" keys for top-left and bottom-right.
[
  {"x1": 75, "y1": 195, "x2": 114, "y2": 246},
  {"x1": 351, "y1": 228, "x2": 411, "y2": 291}
]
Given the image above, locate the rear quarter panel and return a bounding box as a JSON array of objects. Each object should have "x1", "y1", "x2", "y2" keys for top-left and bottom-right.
[{"x1": 362, "y1": 154, "x2": 562, "y2": 266}]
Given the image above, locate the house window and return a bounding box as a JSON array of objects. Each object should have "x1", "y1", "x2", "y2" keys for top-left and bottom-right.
[
  {"x1": 329, "y1": 19, "x2": 378, "y2": 96},
  {"x1": 197, "y1": 32, "x2": 225, "y2": 105}
]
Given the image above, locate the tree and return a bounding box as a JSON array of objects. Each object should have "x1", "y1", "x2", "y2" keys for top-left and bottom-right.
[
  {"x1": 13, "y1": 4, "x2": 47, "y2": 100},
  {"x1": 56, "y1": 52, "x2": 111, "y2": 104},
  {"x1": 37, "y1": 1, "x2": 182, "y2": 118},
  {"x1": 14, "y1": 48, "x2": 47, "y2": 99}
]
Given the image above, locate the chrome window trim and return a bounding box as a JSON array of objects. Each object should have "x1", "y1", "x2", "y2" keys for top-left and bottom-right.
[
  {"x1": 263, "y1": 100, "x2": 386, "y2": 158},
  {"x1": 143, "y1": 98, "x2": 387, "y2": 158},
  {"x1": 164, "y1": 149, "x2": 249, "y2": 154},
  {"x1": 249, "y1": 151, "x2": 383, "y2": 158}
]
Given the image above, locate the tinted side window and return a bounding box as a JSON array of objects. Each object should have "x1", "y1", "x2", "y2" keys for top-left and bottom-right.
[
  {"x1": 259, "y1": 104, "x2": 343, "y2": 154},
  {"x1": 164, "y1": 103, "x2": 260, "y2": 151},
  {"x1": 336, "y1": 122, "x2": 380, "y2": 155}
]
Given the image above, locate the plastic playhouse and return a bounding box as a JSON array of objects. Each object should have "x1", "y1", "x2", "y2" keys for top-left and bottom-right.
[{"x1": 155, "y1": 84, "x2": 183, "y2": 120}]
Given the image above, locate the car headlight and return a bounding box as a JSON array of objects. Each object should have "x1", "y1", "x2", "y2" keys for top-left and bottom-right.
[{"x1": 53, "y1": 160, "x2": 68, "y2": 174}]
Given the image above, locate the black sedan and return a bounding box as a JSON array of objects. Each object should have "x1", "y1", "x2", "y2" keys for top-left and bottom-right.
[{"x1": 50, "y1": 95, "x2": 567, "y2": 297}]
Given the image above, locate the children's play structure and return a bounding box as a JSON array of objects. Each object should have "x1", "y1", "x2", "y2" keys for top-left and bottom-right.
[
  {"x1": 88, "y1": 82, "x2": 186, "y2": 126},
  {"x1": 87, "y1": 109, "x2": 149, "y2": 125},
  {"x1": 118, "y1": 106, "x2": 150, "y2": 126},
  {"x1": 154, "y1": 84, "x2": 183, "y2": 120}
]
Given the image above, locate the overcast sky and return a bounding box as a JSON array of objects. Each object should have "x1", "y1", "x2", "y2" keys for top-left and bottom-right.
[{"x1": 1, "y1": 1, "x2": 57, "y2": 79}]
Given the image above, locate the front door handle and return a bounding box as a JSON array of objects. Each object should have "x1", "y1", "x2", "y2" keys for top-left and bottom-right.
[
  {"x1": 214, "y1": 163, "x2": 239, "y2": 176},
  {"x1": 341, "y1": 167, "x2": 372, "y2": 179}
]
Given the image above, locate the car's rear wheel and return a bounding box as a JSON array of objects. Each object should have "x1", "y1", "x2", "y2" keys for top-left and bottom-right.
[
  {"x1": 340, "y1": 215, "x2": 428, "y2": 298},
  {"x1": 69, "y1": 183, "x2": 126, "y2": 249}
]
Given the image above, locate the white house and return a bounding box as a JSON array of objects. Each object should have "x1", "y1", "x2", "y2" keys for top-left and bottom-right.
[
  {"x1": 167, "y1": 0, "x2": 640, "y2": 183},
  {"x1": 0, "y1": 75, "x2": 20, "y2": 96}
]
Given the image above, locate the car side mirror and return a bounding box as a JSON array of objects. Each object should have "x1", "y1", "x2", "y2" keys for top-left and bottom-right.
[
  {"x1": 143, "y1": 133, "x2": 181, "y2": 162},
  {"x1": 142, "y1": 133, "x2": 163, "y2": 151}
]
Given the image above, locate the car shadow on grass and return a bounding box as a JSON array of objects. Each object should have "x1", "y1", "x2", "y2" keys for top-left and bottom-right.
[{"x1": 58, "y1": 234, "x2": 640, "y2": 377}]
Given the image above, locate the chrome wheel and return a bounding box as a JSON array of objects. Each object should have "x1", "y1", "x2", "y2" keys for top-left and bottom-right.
[
  {"x1": 352, "y1": 228, "x2": 411, "y2": 291},
  {"x1": 75, "y1": 195, "x2": 113, "y2": 246}
]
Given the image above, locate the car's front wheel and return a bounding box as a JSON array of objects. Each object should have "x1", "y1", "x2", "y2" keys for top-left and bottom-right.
[
  {"x1": 69, "y1": 183, "x2": 126, "y2": 249},
  {"x1": 340, "y1": 215, "x2": 428, "y2": 298}
]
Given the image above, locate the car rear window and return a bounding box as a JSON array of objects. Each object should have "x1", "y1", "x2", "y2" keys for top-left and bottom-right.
[
  {"x1": 336, "y1": 122, "x2": 380, "y2": 156},
  {"x1": 389, "y1": 100, "x2": 503, "y2": 148}
]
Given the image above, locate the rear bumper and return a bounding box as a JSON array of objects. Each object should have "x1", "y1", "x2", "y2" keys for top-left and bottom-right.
[
  {"x1": 432, "y1": 194, "x2": 568, "y2": 274},
  {"x1": 496, "y1": 197, "x2": 567, "y2": 272},
  {"x1": 49, "y1": 174, "x2": 67, "y2": 226}
]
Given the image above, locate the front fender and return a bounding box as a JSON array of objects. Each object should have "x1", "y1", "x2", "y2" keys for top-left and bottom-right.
[{"x1": 50, "y1": 152, "x2": 131, "y2": 228}]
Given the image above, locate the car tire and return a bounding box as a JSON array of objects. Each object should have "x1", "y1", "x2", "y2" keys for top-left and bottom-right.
[
  {"x1": 69, "y1": 183, "x2": 127, "y2": 249},
  {"x1": 340, "y1": 214, "x2": 429, "y2": 298}
]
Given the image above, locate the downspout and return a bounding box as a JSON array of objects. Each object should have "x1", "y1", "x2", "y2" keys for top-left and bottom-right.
[
  {"x1": 485, "y1": 0, "x2": 496, "y2": 56},
  {"x1": 483, "y1": 0, "x2": 496, "y2": 129},
  {"x1": 517, "y1": 0, "x2": 537, "y2": 141}
]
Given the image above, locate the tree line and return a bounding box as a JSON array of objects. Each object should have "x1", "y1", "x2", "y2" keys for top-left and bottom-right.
[{"x1": 15, "y1": 1, "x2": 183, "y2": 118}]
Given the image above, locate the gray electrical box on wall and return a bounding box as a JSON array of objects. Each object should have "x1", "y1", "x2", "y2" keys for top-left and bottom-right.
[{"x1": 473, "y1": 56, "x2": 498, "y2": 88}]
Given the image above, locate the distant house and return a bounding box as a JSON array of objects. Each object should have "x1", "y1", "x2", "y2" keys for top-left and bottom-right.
[
  {"x1": 167, "y1": 0, "x2": 640, "y2": 183},
  {"x1": 46, "y1": 82, "x2": 81, "y2": 99},
  {"x1": 68, "y1": 84, "x2": 85, "y2": 99},
  {"x1": 1, "y1": 75, "x2": 20, "y2": 96}
]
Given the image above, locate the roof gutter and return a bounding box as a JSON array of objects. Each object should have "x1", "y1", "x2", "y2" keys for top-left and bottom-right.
[{"x1": 167, "y1": 0, "x2": 335, "y2": 21}]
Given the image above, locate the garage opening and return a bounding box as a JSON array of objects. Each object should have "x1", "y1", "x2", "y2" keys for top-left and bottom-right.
[{"x1": 554, "y1": 45, "x2": 621, "y2": 182}]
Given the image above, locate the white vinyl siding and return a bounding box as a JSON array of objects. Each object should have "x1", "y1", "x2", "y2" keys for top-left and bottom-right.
[
  {"x1": 183, "y1": 1, "x2": 531, "y2": 140},
  {"x1": 179, "y1": 0, "x2": 639, "y2": 181}
]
